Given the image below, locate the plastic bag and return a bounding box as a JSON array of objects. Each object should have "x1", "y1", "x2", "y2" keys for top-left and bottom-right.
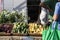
[{"x1": 42, "y1": 21, "x2": 60, "y2": 40}]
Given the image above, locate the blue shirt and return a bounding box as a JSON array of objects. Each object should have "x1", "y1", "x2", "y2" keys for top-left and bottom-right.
[{"x1": 54, "y1": 2, "x2": 60, "y2": 24}]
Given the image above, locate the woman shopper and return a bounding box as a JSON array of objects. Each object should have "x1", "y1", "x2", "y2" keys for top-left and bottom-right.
[
  {"x1": 42, "y1": 0, "x2": 60, "y2": 40},
  {"x1": 52, "y1": 0, "x2": 60, "y2": 30}
]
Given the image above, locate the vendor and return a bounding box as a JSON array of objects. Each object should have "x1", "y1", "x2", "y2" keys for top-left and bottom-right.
[{"x1": 37, "y1": 0, "x2": 57, "y2": 26}]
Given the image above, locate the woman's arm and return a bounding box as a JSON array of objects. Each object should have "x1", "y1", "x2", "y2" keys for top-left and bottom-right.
[
  {"x1": 53, "y1": 14, "x2": 58, "y2": 21},
  {"x1": 53, "y1": 2, "x2": 60, "y2": 21}
]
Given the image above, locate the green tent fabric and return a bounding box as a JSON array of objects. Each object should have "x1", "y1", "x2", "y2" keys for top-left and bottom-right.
[{"x1": 42, "y1": 21, "x2": 60, "y2": 40}]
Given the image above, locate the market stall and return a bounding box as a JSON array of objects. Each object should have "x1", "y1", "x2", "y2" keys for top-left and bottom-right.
[
  {"x1": 0, "y1": 0, "x2": 43, "y2": 40},
  {"x1": 0, "y1": 10, "x2": 43, "y2": 40}
]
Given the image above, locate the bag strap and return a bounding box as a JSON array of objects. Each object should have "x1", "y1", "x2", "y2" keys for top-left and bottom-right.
[
  {"x1": 54, "y1": 21, "x2": 58, "y2": 30},
  {"x1": 49, "y1": 22, "x2": 52, "y2": 29},
  {"x1": 49, "y1": 21, "x2": 58, "y2": 30}
]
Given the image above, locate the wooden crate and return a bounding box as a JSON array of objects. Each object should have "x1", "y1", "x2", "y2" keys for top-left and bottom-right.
[{"x1": 0, "y1": 36, "x2": 42, "y2": 40}]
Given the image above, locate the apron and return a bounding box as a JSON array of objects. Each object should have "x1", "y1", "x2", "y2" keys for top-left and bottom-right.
[{"x1": 40, "y1": 7, "x2": 49, "y2": 25}]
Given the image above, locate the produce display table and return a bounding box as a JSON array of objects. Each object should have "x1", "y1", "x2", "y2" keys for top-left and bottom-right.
[
  {"x1": 0, "y1": 23, "x2": 43, "y2": 40},
  {"x1": 0, "y1": 33, "x2": 42, "y2": 40}
]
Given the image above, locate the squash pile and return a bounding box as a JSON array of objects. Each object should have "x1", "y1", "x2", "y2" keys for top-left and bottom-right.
[{"x1": 29, "y1": 23, "x2": 44, "y2": 34}]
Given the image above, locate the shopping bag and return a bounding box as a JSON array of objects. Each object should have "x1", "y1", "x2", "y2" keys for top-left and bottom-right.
[{"x1": 42, "y1": 21, "x2": 60, "y2": 40}]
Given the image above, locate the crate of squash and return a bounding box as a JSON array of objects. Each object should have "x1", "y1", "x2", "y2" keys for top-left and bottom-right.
[{"x1": 28, "y1": 23, "x2": 44, "y2": 35}]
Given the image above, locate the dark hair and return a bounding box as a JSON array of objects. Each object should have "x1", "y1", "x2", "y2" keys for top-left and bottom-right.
[{"x1": 58, "y1": 0, "x2": 60, "y2": 2}]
